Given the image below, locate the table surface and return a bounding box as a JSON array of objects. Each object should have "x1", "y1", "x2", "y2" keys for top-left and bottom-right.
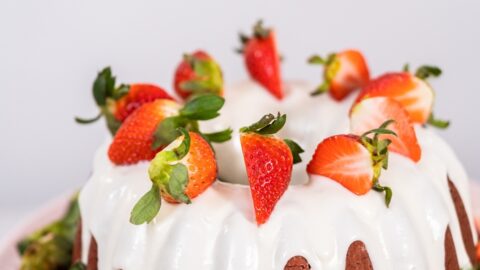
[{"x1": 0, "y1": 208, "x2": 31, "y2": 241}]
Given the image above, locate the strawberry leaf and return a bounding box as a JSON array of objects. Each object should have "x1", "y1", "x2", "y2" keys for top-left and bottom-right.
[
  {"x1": 308, "y1": 55, "x2": 326, "y2": 65},
  {"x1": 74, "y1": 113, "x2": 102, "y2": 124},
  {"x1": 92, "y1": 67, "x2": 114, "y2": 106},
  {"x1": 130, "y1": 185, "x2": 161, "y2": 225},
  {"x1": 253, "y1": 20, "x2": 270, "y2": 39},
  {"x1": 180, "y1": 94, "x2": 225, "y2": 120},
  {"x1": 372, "y1": 183, "x2": 393, "y2": 207},
  {"x1": 257, "y1": 113, "x2": 286, "y2": 135},
  {"x1": 152, "y1": 116, "x2": 189, "y2": 150},
  {"x1": 202, "y1": 128, "x2": 233, "y2": 143},
  {"x1": 240, "y1": 113, "x2": 286, "y2": 135},
  {"x1": 310, "y1": 81, "x2": 330, "y2": 96},
  {"x1": 284, "y1": 139, "x2": 305, "y2": 164},
  {"x1": 415, "y1": 65, "x2": 442, "y2": 80},
  {"x1": 111, "y1": 84, "x2": 130, "y2": 100},
  {"x1": 70, "y1": 262, "x2": 87, "y2": 270},
  {"x1": 173, "y1": 128, "x2": 191, "y2": 160},
  {"x1": 167, "y1": 163, "x2": 191, "y2": 204},
  {"x1": 428, "y1": 113, "x2": 450, "y2": 129}
]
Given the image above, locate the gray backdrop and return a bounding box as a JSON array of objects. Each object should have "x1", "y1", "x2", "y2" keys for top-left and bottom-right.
[{"x1": 1, "y1": 0, "x2": 479, "y2": 211}]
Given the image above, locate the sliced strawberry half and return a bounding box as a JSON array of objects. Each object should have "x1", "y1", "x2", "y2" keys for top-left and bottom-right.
[
  {"x1": 240, "y1": 113, "x2": 304, "y2": 225},
  {"x1": 308, "y1": 49, "x2": 370, "y2": 101},
  {"x1": 352, "y1": 65, "x2": 448, "y2": 128},
  {"x1": 307, "y1": 121, "x2": 396, "y2": 206},
  {"x1": 350, "y1": 97, "x2": 421, "y2": 162},
  {"x1": 130, "y1": 129, "x2": 217, "y2": 225},
  {"x1": 173, "y1": 50, "x2": 224, "y2": 100},
  {"x1": 307, "y1": 135, "x2": 373, "y2": 195},
  {"x1": 238, "y1": 20, "x2": 283, "y2": 100}
]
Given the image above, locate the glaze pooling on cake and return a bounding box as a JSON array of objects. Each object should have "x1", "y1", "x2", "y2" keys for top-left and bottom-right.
[{"x1": 78, "y1": 81, "x2": 477, "y2": 269}]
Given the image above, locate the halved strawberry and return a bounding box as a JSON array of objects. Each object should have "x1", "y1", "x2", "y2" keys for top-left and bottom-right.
[
  {"x1": 350, "y1": 97, "x2": 421, "y2": 162},
  {"x1": 307, "y1": 134, "x2": 373, "y2": 195},
  {"x1": 307, "y1": 121, "x2": 396, "y2": 206},
  {"x1": 353, "y1": 65, "x2": 448, "y2": 128},
  {"x1": 238, "y1": 20, "x2": 283, "y2": 100},
  {"x1": 239, "y1": 113, "x2": 304, "y2": 225},
  {"x1": 130, "y1": 129, "x2": 217, "y2": 225},
  {"x1": 108, "y1": 99, "x2": 181, "y2": 165},
  {"x1": 108, "y1": 94, "x2": 232, "y2": 165},
  {"x1": 173, "y1": 50, "x2": 224, "y2": 100},
  {"x1": 76, "y1": 67, "x2": 174, "y2": 135},
  {"x1": 308, "y1": 49, "x2": 370, "y2": 101}
]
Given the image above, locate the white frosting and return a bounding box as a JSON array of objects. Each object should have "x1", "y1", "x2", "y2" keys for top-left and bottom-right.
[{"x1": 79, "y1": 81, "x2": 477, "y2": 269}]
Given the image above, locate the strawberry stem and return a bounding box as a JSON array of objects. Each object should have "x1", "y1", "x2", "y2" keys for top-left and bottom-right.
[{"x1": 428, "y1": 113, "x2": 450, "y2": 129}]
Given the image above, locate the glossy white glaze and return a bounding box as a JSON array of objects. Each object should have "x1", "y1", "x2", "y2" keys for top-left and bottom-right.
[{"x1": 79, "y1": 81, "x2": 477, "y2": 269}]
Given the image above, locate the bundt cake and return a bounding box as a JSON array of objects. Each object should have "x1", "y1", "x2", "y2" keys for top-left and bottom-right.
[{"x1": 69, "y1": 21, "x2": 479, "y2": 269}]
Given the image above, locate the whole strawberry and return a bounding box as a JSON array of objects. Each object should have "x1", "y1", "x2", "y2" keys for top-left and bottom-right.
[
  {"x1": 130, "y1": 129, "x2": 217, "y2": 225},
  {"x1": 353, "y1": 64, "x2": 449, "y2": 128},
  {"x1": 76, "y1": 67, "x2": 174, "y2": 135},
  {"x1": 108, "y1": 99, "x2": 180, "y2": 165},
  {"x1": 239, "y1": 113, "x2": 304, "y2": 225},
  {"x1": 108, "y1": 94, "x2": 232, "y2": 165},
  {"x1": 307, "y1": 120, "x2": 396, "y2": 206},
  {"x1": 308, "y1": 49, "x2": 370, "y2": 101},
  {"x1": 173, "y1": 50, "x2": 224, "y2": 100},
  {"x1": 238, "y1": 20, "x2": 284, "y2": 100}
]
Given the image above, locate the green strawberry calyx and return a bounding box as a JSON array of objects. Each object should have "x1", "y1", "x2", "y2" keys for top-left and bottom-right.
[
  {"x1": 151, "y1": 94, "x2": 232, "y2": 151},
  {"x1": 358, "y1": 119, "x2": 397, "y2": 207},
  {"x1": 130, "y1": 128, "x2": 192, "y2": 225},
  {"x1": 180, "y1": 54, "x2": 223, "y2": 97},
  {"x1": 240, "y1": 113, "x2": 304, "y2": 164},
  {"x1": 75, "y1": 66, "x2": 131, "y2": 135},
  {"x1": 308, "y1": 53, "x2": 340, "y2": 96},
  {"x1": 237, "y1": 20, "x2": 272, "y2": 54}
]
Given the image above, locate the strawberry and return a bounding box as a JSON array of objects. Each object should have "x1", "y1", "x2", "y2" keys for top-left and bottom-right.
[
  {"x1": 353, "y1": 65, "x2": 449, "y2": 128},
  {"x1": 477, "y1": 243, "x2": 480, "y2": 263},
  {"x1": 307, "y1": 120, "x2": 396, "y2": 206},
  {"x1": 173, "y1": 50, "x2": 224, "y2": 100},
  {"x1": 238, "y1": 20, "x2": 283, "y2": 100},
  {"x1": 108, "y1": 99, "x2": 181, "y2": 165},
  {"x1": 350, "y1": 97, "x2": 422, "y2": 162},
  {"x1": 76, "y1": 67, "x2": 174, "y2": 135},
  {"x1": 239, "y1": 113, "x2": 304, "y2": 225},
  {"x1": 308, "y1": 49, "x2": 370, "y2": 101},
  {"x1": 114, "y1": 84, "x2": 174, "y2": 122},
  {"x1": 130, "y1": 129, "x2": 217, "y2": 225},
  {"x1": 108, "y1": 94, "x2": 232, "y2": 165}
]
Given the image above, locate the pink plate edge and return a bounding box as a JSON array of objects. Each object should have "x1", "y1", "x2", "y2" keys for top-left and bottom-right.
[{"x1": 0, "y1": 184, "x2": 479, "y2": 269}]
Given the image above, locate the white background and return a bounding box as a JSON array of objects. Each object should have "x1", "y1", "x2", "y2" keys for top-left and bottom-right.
[{"x1": 0, "y1": 0, "x2": 479, "y2": 234}]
